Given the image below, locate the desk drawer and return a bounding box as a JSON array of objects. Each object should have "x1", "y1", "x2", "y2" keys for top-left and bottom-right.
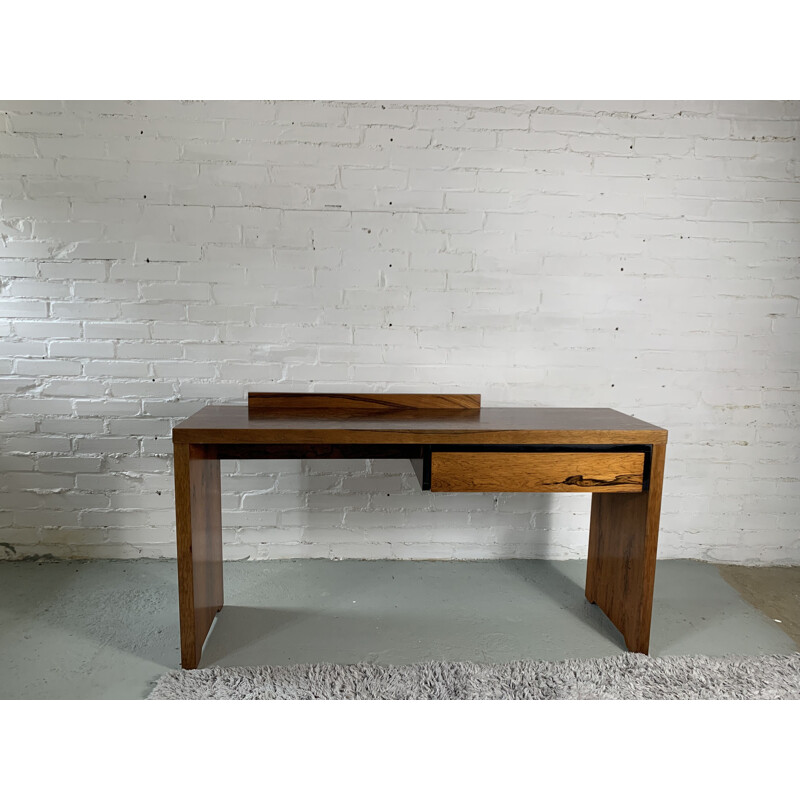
[{"x1": 430, "y1": 451, "x2": 645, "y2": 493}]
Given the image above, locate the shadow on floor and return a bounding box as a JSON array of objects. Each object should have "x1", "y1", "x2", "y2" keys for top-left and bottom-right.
[
  {"x1": 499, "y1": 559, "x2": 627, "y2": 649},
  {"x1": 717, "y1": 564, "x2": 800, "y2": 648}
]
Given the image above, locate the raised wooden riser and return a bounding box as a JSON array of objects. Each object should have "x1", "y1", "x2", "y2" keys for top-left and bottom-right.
[{"x1": 248, "y1": 392, "x2": 481, "y2": 412}]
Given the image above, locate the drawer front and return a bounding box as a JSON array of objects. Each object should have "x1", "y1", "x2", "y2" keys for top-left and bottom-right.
[{"x1": 430, "y1": 451, "x2": 645, "y2": 493}]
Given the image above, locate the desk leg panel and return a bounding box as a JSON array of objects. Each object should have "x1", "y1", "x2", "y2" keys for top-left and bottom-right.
[
  {"x1": 585, "y1": 443, "x2": 666, "y2": 654},
  {"x1": 175, "y1": 443, "x2": 224, "y2": 669}
]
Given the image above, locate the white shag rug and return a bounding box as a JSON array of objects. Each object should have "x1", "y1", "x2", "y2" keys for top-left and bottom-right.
[{"x1": 148, "y1": 652, "x2": 800, "y2": 700}]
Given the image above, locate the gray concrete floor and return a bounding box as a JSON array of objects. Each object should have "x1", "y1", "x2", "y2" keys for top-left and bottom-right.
[
  {"x1": 0, "y1": 558, "x2": 797, "y2": 699},
  {"x1": 717, "y1": 564, "x2": 800, "y2": 648}
]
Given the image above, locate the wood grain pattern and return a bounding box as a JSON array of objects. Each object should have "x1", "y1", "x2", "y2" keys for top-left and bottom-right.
[
  {"x1": 174, "y1": 442, "x2": 224, "y2": 669},
  {"x1": 585, "y1": 442, "x2": 667, "y2": 654},
  {"x1": 249, "y1": 392, "x2": 481, "y2": 411},
  {"x1": 174, "y1": 406, "x2": 667, "y2": 446},
  {"x1": 172, "y1": 396, "x2": 668, "y2": 666},
  {"x1": 430, "y1": 451, "x2": 645, "y2": 493}
]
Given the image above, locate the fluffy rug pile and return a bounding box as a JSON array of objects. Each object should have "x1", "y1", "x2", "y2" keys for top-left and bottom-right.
[{"x1": 148, "y1": 652, "x2": 800, "y2": 700}]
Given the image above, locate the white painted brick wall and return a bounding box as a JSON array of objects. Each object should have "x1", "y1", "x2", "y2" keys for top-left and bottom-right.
[{"x1": 1, "y1": 100, "x2": 798, "y2": 564}]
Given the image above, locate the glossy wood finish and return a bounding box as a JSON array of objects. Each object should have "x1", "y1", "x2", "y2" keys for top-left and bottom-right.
[
  {"x1": 585, "y1": 443, "x2": 667, "y2": 653},
  {"x1": 174, "y1": 443, "x2": 223, "y2": 668},
  {"x1": 174, "y1": 405, "x2": 667, "y2": 446},
  {"x1": 430, "y1": 451, "x2": 645, "y2": 493},
  {"x1": 173, "y1": 395, "x2": 667, "y2": 666},
  {"x1": 249, "y1": 392, "x2": 481, "y2": 411}
]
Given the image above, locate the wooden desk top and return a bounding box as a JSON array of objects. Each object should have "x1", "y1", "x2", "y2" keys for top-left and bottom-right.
[{"x1": 173, "y1": 405, "x2": 667, "y2": 446}]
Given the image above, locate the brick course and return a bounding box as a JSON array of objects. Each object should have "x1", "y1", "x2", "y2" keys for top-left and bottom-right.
[{"x1": 1, "y1": 100, "x2": 798, "y2": 563}]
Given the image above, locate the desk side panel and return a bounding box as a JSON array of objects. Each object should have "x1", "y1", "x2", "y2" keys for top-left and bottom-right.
[
  {"x1": 585, "y1": 441, "x2": 666, "y2": 653},
  {"x1": 175, "y1": 443, "x2": 223, "y2": 669}
]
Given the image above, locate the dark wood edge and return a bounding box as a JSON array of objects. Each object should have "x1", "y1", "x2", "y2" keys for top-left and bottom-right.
[
  {"x1": 209, "y1": 443, "x2": 425, "y2": 460},
  {"x1": 426, "y1": 444, "x2": 653, "y2": 453},
  {"x1": 174, "y1": 428, "x2": 668, "y2": 445},
  {"x1": 410, "y1": 446, "x2": 432, "y2": 490},
  {"x1": 248, "y1": 392, "x2": 481, "y2": 411}
]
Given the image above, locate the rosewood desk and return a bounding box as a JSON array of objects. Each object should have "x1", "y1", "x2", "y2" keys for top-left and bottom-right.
[{"x1": 172, "y1": 393, "x2": 667, "y2": 669}]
